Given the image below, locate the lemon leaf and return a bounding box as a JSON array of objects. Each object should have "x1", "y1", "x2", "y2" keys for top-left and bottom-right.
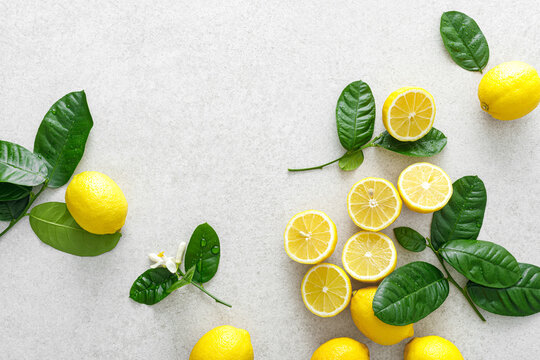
[
  {"x1": 430, "y1": 176, "x2": 487, "y2": 250},
  {"x1": 440, "y1": 11, "x2": 489, "y2": 72},
  {"x1": 467, "y1": 263, "x2": 540, "y2": 316},
  {"x1": 0, "y1": 183, "x2": 32, "y2": 201},
  {"x1": 440, "y1": 240, "x2": 521, "y2": 288},
  {"x1": 336, "y1": 80, "x2": 376, "y2": 151},
  {"x1": 184, "y1": 223, "x2": 220, "y2": 283},
  {"x1": 373, "y1": 261, "x2": 449, "y2": 326},
  {"x1": 34, "y1": 91, "x2": 93, "y2": 188},
  {"x1": 29, "y1": 202, "x2": 121, "y2": 256},
  {"x1": 372, "y1": 128, "x2": 447, "y2": 157},
  {"x1": 393, "y1": 227, "x2": 426, "y2": 252},
  {"x1": 130, "y1": 268, "x2": 179, "y2": 305},
  {"x1": 0, "y1": 140, "x2": 49, "y2": 186},
  {"x1": 168, "y1": 265, "x2": 196, "y2": 294},
  {"x1": 339, "y1": 150, "x2": 364, "y2": 171},
  {"x1": 0, "y1": 196, "x2": 30, "y2": 221}
]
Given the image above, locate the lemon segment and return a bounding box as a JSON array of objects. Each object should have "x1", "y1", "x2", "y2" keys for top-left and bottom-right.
[
  {"x1": 65, "y1": 171, "x2": 128, "y2": 235},
  {"x1": 404, "y1": 335, "x2": 464, "y2": 360},
  {"x1": 397, "y1": 162, "x2": 452, "y2": 213},
  {"x1": 301, "y1": 263, "x2": 352, "y2": 318},
  {"x1": 342, "y1": 232, "x2": 397, "y2": 282},
  {"x1": 383, "y1": 87, "x2": 436, "y2": 141},
  {"x1": 478, "y1": 61, "x2": 540, "y2": 120},
  {"x1": 311, "y1": 337, "x2": 370, "y2": 360},
  {"x1": 347, "y1": 177, "x2": 402, "y2": 232},
  {"x1": 284, "y1": 210, "x2": 337, "y2": 264},
  {"x1": 189, "y1": 325, "x2": 254, "y2": 360},
  {"x1": 350, "y1": 287, "x2": 414, "y2": 346}
]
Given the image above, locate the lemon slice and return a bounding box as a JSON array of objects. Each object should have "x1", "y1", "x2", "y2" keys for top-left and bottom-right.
[
  {"x1": 301, "y1": 263, "x2": 352, "y2": 317},
  {"x1": 284, "y1": 210, "x2": 337, "y2": 264},
  {"x1": 382, "y1": 87, "x2": 436, "y2": 141},
  {"x1": 342, "y1": 232, "x2": 397, "y2": 282},
  {"x1": 347, "y1": 177, "x2": 402, "y2": 231},
  {"x1": 398, "y1": 162, "x2": 453, "y2": 213}
]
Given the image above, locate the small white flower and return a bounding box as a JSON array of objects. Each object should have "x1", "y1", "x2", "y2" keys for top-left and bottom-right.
[{"x1": 148, "y1": 241, "x2": 187, "y2": 273}]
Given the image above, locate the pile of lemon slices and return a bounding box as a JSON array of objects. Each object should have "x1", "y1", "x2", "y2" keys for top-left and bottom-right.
[{"x1": 284, "y1": 87, "x2": 455, "y2": 319}]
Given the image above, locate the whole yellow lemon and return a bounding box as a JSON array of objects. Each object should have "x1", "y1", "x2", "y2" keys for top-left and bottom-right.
[
  {"x1": 350, "y1": 287, "x2": 414, "y2": 346},
  {"x1": 189, "y1": 325, "x2": 254, "y2": 360},
  {"x1": 404, "y1": 335, "x2": 464, "y2": 360},
  {"x1": 311, "y1": 337, "x2": 369, "y2": 360},
  {"x1": 478, "y1": 61, "x2": 540, "y2": 120},
  {"x1": 65, "y1": 171, "x2": 127, "y2": 234}
]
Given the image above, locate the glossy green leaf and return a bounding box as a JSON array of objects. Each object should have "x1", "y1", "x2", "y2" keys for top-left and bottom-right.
[
  {"x1": 33, "y1": 91, "x2": 94, "y2": 188},
  {"x1": 440, "y1": 240, "x2": 520, "y2": 288},
  {"x1": 339, "y1": 150, "x2": 364, "y2": 171},
  {"x1": 431, "y1": 176, "x2": 486, "y2": 250},
  {"x1": 0, "y1": 182, "x2": 32, "y2": 201},
  {"x1": 467, "y1": 263, "x2": 540, "y2": 316},
  {"x1": 373, "y1": 261, "x2": 449, "y2": 325},
  {"x1": 129, "y1": 267, "x2": 178, "y2": 305},
  {"x1": 336, "y1": 81, "x2": 375, "y2": 151},
  {"x1": 440, "y1": 11, "x2": 489, "y2": 72},
  {"x1": 0, "y1": 141, "x2": 48, "y2": 186},
  {"x1": 393, "y1": 227, "x2": 426, "y2": 252},
  {"x1": 29, "y1": 202, "x2": 121, "y2": 256},
  {"x1": 372, "y1": 128, "x2": 447, "y2": 157},
  {"x1": 0, "y1": 196, "x2": 30, "y2": 221},
  {"x1": 185, "y1": 223, "x2": 220, "y2": 283},
  {"x1": 168, "y1": 265, "x2": 196, "y2": 293}
]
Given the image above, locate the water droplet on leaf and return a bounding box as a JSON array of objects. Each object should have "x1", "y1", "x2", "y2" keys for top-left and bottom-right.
[
  {"x1": 196, "y1": 260, "x2": 202, "y2": 272},
  {"x1": 200, "y1": 238, "x2": 207, "y2": 247},
  {"x1": 211, "y1": 245, "x2": 220, "y2": 255}
]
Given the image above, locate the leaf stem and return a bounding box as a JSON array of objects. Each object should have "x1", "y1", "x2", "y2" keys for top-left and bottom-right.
[
  {"x1": 177, "y1": 270, "x2": 231, "y2": 308},
  {"x1": 0, "y1": 181, "x2": 48, "y2": 238},
  {"x1": 427, "y1": 240, "x2": 486, "y2": 322}
]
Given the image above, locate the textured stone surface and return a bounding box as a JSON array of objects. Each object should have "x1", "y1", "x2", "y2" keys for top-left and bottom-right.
[{"x1": 0, "y1": 1, "x2": 539, "y2": 359}]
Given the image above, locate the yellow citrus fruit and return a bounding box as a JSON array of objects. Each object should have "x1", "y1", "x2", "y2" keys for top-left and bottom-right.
[
  {"x1": 350, "y1": 287, "x2": 414, "y2": 346},
  {"x1": 397, "y1": 162, "x2": 453, "y2": 213},
  {"x1": 404, "y1": 336, "x2": 464, "y2": 360},
  {"x1": 311, "y1": 337, "x2": 369, "y2": 360},
  {"x1": 189, "y1": 325, "x2": 254, "y2": 360},
  {"x1": 382, "y1": 87, "x2": 435, "y2": 141},
  {"x1": 301, "y1": 263, "x2": 352, "y2": 317},
  {"x1": 284, "y1": 210, "x2": 337, "y2": 264},
  {"x1": 347, "y1": 177, "x2": 402, "y2": 232},
  {"x1": 65, "y1": 171, "x2": 127, "y2": 235},
  {"x1": 342, "y1": 232, "x2": 397, "y2": 282},
  {"x1": 478, "y1": 61, "x2": 540, "y2": 120}
]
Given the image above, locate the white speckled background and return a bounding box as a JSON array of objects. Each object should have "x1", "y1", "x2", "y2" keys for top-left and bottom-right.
[{"x1": 0, "y1": 1, "x2": 539, "y2": 359}]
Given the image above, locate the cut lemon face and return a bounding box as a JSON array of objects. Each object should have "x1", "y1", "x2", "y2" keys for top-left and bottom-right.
[
  {"x1": 301, "y1": 263, "x2": 352, "y2": 317},
  {"x1": 382, "y1": 87, "x2": 435, "y2": 141},
  {"x1": 398, "y1": 162, "x2": 453, "y2": 213},
  {"x1": 347, "y1": 177, "x2": 402, "y2": 231},
  {"x1": 284, "y1": 210, "x2": 337, "y2": 264},
  {"x1": 342, "y1": 232, "x2": 397, "y2": 282}
]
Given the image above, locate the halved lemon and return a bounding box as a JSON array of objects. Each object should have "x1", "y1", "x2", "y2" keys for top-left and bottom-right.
[
  {"x1": 301, "y1": 263, "x2": 352, "y2": 317},
  {"x1": 347, "y1": 177, "x2": 402, "y2": 231},
  {"x1": 382, "y1": 87, "x2": 435, "y2": 141},
  {"x1": 284, "y1": 210, "x2": 337, "y2": 264},
  {"x1": 342, "y1": 232, "x2": 397, "y2": 282},
  {"x1": 397, "y1": 162, "x2": 453, "y2": 213}
]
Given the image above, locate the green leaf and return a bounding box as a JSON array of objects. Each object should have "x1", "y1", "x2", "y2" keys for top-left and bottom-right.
[
  {"x1": 393, "y1": 227, "x2": 426, "y2": 252},
  {"x1": 0, "y1": 141, "x2": 48, "y2": 186},
  {"x1": 0, "y1": 196, "x2": 30, "y2": 221},
  {"x1": 430, "y1": 176, "x2": 486, "y2": 250},
  {"x1": 29, "y1": 202, "x2": 121, "y2": 256},
  {"x1": 185, "y1": 223, "x2": 221, "y2": 283},
  {"x1": 33, "y1": 91, "x2": 94, "y2": 188},
  {"x1": 467, "y1": 263, "x2": 540, "y2": 316},
  {"x1": 168, "y1": 265, "x2": 196, "y2": 293},
  {"x1": 440, "y1": 240, "x2": 521, "y2": 288},
  {"x1": 338, "y1": 150, "x2": 364, "y2": 171},
  {"x1": 372, "y1": 128, "x2": 447, "y2": 157},
  {"x1": 0, "y1": 182, "x2": 32, "y2": 201},
  {"x1": 129, "y1": 267, "x2": 179, "y2": 305},
  {"x1": 336, "y1": 80, "x2": 376, "y2": 151},
  {"x1": 373, "y1": 261, "x2": 449, "y2": 325},
  {"x1": 440, "y1": 11, "x2": 489, "y2": 72}
]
